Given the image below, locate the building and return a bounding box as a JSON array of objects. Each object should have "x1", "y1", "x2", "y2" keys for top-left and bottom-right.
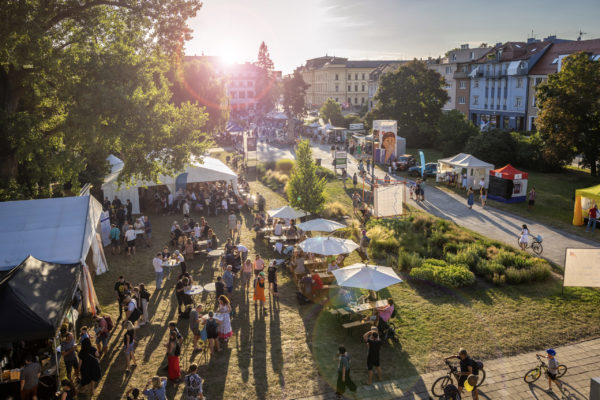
[
  {"x1": 367, "y1": 63, "x2": 406, "y2": 110},
  {"x1": 299, "y1": 56, "x2": 406, "y2": 110},
  {"x1": 526, "y1": 39, "x2": 600, "y2": 131},
  {"x1": 468, "y1": 38, "x2": 559, "y2": 131},
  {"x1": 225, "y1": 62, "x2": 262, "y2": 112}
]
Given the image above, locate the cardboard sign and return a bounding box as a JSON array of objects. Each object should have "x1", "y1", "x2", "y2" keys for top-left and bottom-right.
[{"x1": 564, "y1": 248, "x2": 600, "y2": 287}]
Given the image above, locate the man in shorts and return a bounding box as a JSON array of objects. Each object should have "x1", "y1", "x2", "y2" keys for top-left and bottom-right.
[
  {"x1": 125, "y1": 225, "x2": 137, "y2": 255},
  {"x1": 445, "y1": 349, "x2": 479, "y2": 400},
  {"x1": 363, "y1": 327, "x2": 382, "y2": 385},
  {"x1": 20, "y1": 355, "x2": 41, "y2": 400},
  {"x1": 538, "y1": 349, "x2": 562, "y2": 391},
  {"x1": 110, "y1": 223, "x2": 121, "y2": 255},
  {"x1": 189, "y1": 304, "x2": 204, "y2": 352}
]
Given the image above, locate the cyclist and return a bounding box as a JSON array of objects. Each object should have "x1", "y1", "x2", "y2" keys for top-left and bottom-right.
[
  {"x1": 537, "y1": 349, "x2": 562, "y2": 391},
  {"x1": 444, "y1": 349, "x2": 479, "y2": 400}
]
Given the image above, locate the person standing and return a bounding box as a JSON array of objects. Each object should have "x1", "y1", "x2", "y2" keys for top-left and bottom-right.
[
  {"x1": 78, "y1": 338, "x2": 102, "y2": 397},
  {"x1": 184, "y1": 364, "x2": 204, "y2": 399},
  {"x1": 253, "y1": 254, "x2": 265, "y2": 277},
  {"x1": 165, "y1": 331, "x2": 181, "y2": 381},
  {"x1": 528, "y1": 187, "x2": 536, "y2": 210},
  {"x1": 144, "y1": 216, "x2": 152, "y2": 247},
  {"x1": 467, "y1": 187, "x2": 474, "y2": 209},
  {"x1": 59, "y1": 329, "x2": 79, "y2": 382},
  {"x1": 123, "y1": 321, "x2": 137, "y2": 374},
  {"x1": 139, "y1": 283, "x2": 151, "y2": 325},
  {"x1": 202, "y1": 312, "x2": 221, "y2": 355},
  {"x1": 586, "y1": 203, "x2": 598, "y2": 233},
  {"x1": 480, "y1": 187, "x2": 487, "y2": 208},
  {"x1": 126, "y1": 199, "x2": 133, "y2": 224},
  {"x1": 223, "y1": 265, "x2": 234, "y2": 294},
  {"x1": 189, "y1": 304, "x2": 204, "y2": 352},
  {"x1": 116, "y1": 205, "x2": 126, "y2": 231},
  {"x1": 153, "y1": 253, "x2": 164, "y2": 290},
  {"x1": 352, "y1": 172, "x2": 358, "y2": 189},
  {"x1": 538, "y1": 349, "x2": 562, "y2": 391},
  {"x1": 175, "y1": 276, "x2": 186, "y2": 315},
  {"x1": 182, "y1": 200, "x2": 190, "y2": 218},
  {"x1": 20, "y1": 355, "x2": 41, "y2": 400},
  {"x1": 519, "y1": 224, "x2": 529, "y2": 250},
  {"x1": 335, "y1": 346, "x2": 356, "y2": 399},
  {"x1": 93, "y1": 316, "x2": 109, "y2": 357},
  {"x1": 242, "y1": 258, "x2": 253, "y2": 292},
  {"x1": 110, "y1": 224, "x2": 121, "y2": 255},
  {"x1": 363, "y1": 328, "x2": 383, "y2": 385},
  {"x1": 143, "y1": 376, "x2": 167, "y2": 400},
  {"x1": 125, "y1": 225, "x2": 137, "y2": 256},
  {"x1": 217, "y1": 295, "x2": 233, "y2": 341},
  {"x1": 228, "y1": 211, "x2": 238, "y2": 239},
  {"x1": 253, "y1": 272, "x2": 267, "y2": 312},
  {"x1": 114, "y1": 276, "x2": 127, "y2": 320},
  {"x1": 267, "y1": 260, "x2": 278, "y2": 299}
]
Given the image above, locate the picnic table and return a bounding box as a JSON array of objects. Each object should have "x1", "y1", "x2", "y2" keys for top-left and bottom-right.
[
  {"x1": 203, "y1": 282, "x2": 217, "y2": 301},
  {"x1": 334, "y1": 299, "x2": 388, "y2": 316},
  {"x1": 184, "y1": 285, "x2": 204, "y2": 296},
  {"x1": 134, "y1": 229, "x2": 145, "y2": 235},
  {"x1": 267, "y1": 235, "x2": 300, "y2": 243},
  {"x1": 316, "y1": 272, "x2": 334, "y2": 284}
]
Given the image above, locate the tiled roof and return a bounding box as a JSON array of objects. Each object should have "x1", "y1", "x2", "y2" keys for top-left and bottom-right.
[
  {"x1": 345, "y1": 60, "x2": 403, "y2": 68},
  {"x1": 529, "y1": 39, "x2": 600, "y2": 75},
  {"x1": 474, "y1": 41, "x2": 553, "y2": 63}
]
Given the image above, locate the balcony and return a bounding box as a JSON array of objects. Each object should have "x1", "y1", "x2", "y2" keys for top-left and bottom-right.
[{"x1": 453, "y1": 71, "x2": 468, "y2": 79}]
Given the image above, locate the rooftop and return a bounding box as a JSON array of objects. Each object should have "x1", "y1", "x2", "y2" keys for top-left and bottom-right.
[{"x1": 529, "y1": 38, "x2": 600, "y2": 75}]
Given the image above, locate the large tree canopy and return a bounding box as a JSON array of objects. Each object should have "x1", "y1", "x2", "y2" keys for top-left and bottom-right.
[
  {"x1": 319, "y1": 98, "x2": 345, "y2": 127},
  {"x1": 536, "y1": 52, "x2": 600, "y2": 176},
  {"x1": 253, "y1": 41, "x2": 278, "y2": 115},
  {"x1": 282, "y1": 70, "x2": 309, "y2": 119},
  {"x1": 370, "y1": 60, "x2": 448, "y2": 147},
  {"x1": 0, "y1": 0, "x2": 207, "y2": 200}
]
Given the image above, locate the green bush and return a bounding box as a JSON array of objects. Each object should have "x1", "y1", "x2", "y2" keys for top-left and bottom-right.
[
  {"x1": 397, "y1": 251, "x2": 423, "y2": 272},
  {"x1": 428, "y1": 229, "x2": 448, "y2": 248},
  {"x1": 410, "y1": 260, "x2": 475, "y2": 287},
  {"x1": 443, "y1": 242, "x2": 461, "y2": 255},
  {"x1": 275, "y1": 159, "x2": 294, "y2": 174},
  {"x1": 474, "y1": 260, "x2": 506, "y2": 280},
  {"x1": 453, "y1": 248, "x2": 480, "y2": 269},
  {"x1": 495, "y1": 249, "x2": 519, "y2": 267},
  {"x1": 321, "y1": 201, "x2": 347, "y2": 219}
]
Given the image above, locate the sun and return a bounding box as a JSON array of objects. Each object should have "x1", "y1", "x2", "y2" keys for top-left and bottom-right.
[{"x1": 220, "y1": 44, "x2": 241, "y2": 65}]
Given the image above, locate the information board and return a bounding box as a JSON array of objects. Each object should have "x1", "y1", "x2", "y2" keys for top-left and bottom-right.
[
  {"x1": 563, "y1": 248, "x2": 600, "y2": 287},
  {"x1": 334, "y1": 151, "x2": 347, "y2": 168}
]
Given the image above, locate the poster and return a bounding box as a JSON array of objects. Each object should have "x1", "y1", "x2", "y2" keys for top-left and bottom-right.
[
  {"x1": 373, "y1": 120, "x2": 398, "y2": 164},
  {"x1": 564, "y1": 248, "x2": 600, "y2": 287}
]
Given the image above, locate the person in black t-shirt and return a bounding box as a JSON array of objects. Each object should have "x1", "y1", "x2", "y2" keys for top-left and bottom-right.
[
  {"x1": 363, "y1": 328, "x2": 382, "y2": 385},
  {"x1": 215, "y1": 276, "x2": 225, "y2": 299},
  {"x1": 114, "y1": 276, "x2": 126, "y2": 319},
  {"x1": 175, "y1": 277, "x2": 185, "y2": 315},
  {"x1": 445, "y1": 349, "x2": 479, "y2": 400}
]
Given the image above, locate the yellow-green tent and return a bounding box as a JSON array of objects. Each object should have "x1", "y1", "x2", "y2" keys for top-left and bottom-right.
[{"x1": 573, "y1": 184, "x2": 600, "y2": 225}]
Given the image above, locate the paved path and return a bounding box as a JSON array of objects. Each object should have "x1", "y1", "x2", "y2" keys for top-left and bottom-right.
[
  {"x1": 258, "y1": 140, "x2": 598, "y2": 267},
  {"x1": 296, "y1": 337, "x2": 600, "y2": 400}
]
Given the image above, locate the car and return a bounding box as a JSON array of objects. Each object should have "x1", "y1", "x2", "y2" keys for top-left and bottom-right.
[
  {"x1": 395, "y1": 154, "x2": 417, "y2": 171},
  {"x1": 409, "y1": 162, "x2": 438, "y2": 177}
]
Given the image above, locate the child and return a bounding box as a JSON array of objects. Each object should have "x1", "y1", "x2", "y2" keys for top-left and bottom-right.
[
  {"x1": 537, "y1": 349, "x2": 562, "y2": 391},
  {"x1": 126, "y1": 387, "x2": 140, "y2": 400}
]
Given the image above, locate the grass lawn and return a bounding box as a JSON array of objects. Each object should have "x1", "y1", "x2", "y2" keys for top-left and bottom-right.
[{"x1": 77, "y1": 167, "x2": 600, "y2": 400}]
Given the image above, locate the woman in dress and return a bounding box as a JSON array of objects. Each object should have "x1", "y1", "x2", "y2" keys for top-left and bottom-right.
[
  {"x1": 253, "y1": 272, "x2": 267, "y2": 311},
  {"x1": 480, "y1": 187, "x2": 487, "y2": 208},
  {"x1": 217, "y1": 295, "x2": 233, "y2": 342},
  {"x1": 165, "y1": 331, "x2": 181, "y2": 381},
  {"x1": 467, "y1": 187, "x2": 474, "y2": 209},
  {"x1": 123, "y1": 321, "x2": 137, "y2": 374},
  {"x1": 78, "y1": 338, "x2": 101, "y2": 396},
  {"x1": 519, "y1": 224, "x2": 529, "y2": 250}
]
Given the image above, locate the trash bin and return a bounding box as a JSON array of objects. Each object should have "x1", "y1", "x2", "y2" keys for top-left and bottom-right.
[{"x1": 316, "y1": 158, "x2": 321, "y2": 166}]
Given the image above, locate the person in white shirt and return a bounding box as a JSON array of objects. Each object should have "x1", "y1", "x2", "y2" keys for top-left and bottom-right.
[
  {"x1": 221, "y1": 198, "x2": 228, "y2": 215},
  {"x1": 167, "y1": 192, "x2": 174, "y2": 213},
  {"x1": 193, "y1": 223, "x2": 201, "y2": 239},
  {"x1": 125, "y1": 226, "x2": 137, "y2": 255},
  {"x1": 478, "y1": 177, "x2": 485, "y2": 189},
  {"x1": 274, "y1": 241, "x2": 283, "y2": 254},
  {"x1": 327, "y1": 260, "x2": 339, "y2": 273},
  {"x1": 274, "y1": 221, "x2": 283, "y2": 236},
  {"x1": 182, "y1": 201, "x2": 190, "y2": 218},
  {"x1": 153, "y1": 253, "x2": 164, "y2": 289},
  {"x1": 237, "y1": 244, "x2": 248, "y2": 262},
  {"x1": 174, "y1": 250, "x2": 187, "y2": 274}
]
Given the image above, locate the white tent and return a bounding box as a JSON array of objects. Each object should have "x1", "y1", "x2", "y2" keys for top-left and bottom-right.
[
  {"x1": 102, "y1": 156, "x2": 238, "y2": 214},
  {"x1": 437, "y1": 153, "x2": 494, "y2": 189}
]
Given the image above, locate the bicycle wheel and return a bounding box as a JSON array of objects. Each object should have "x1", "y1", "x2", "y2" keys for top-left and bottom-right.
[
  {"x1": 476, "y1": 368, "x2": 486, "y2": 387},
  {"x1": 557, "y1": 364, "x2": 567, "y2": 378},
  {"x1": 431, "y1": 376, "x2": 452, "y2": 397},
  {"x1": 524, "y1": 367, "x2": 541, "y2": 383},
  {"x1": 532, "y1": 241, "x2": 543, "y2": 255}
]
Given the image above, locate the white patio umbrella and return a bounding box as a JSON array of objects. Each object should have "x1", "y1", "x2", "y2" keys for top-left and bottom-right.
[
  {"x1": 298, "y1": 237, "x2": 358, "y2": 256},
  {"x1": 267, "y1": 205, "x2": 307, "y2": 219},
  {"x1": 297, "y1": 218, "x2": 346, "y2": 233},
  {"x1": 332, "y1": 263, "x2": 402, "y2": 291}
]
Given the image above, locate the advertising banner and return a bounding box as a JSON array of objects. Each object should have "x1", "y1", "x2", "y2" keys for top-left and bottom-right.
[
  {"x1": 175, "y1": 172, "x2": 188, "y2": 200},
  {"x1": 334, "y1": 151, "x2": 347, "y2": 168},
  {"x1": 373, "y1": 120, "x2": 398, "y2": 164},
  {"x1": 564, "y1": 248, "x2": 600, "y2": 287}
]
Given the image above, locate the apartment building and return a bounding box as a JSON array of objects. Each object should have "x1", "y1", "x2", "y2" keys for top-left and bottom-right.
[
  {"x1": 367, "y1": 63, "x2": 406, "y2": 110},
  {"x1": 527, "y1": 39, "x2": 600, "y2": 130},
  {"x1": 300, "y1": 56, "x2": 405, "y2": 110}
]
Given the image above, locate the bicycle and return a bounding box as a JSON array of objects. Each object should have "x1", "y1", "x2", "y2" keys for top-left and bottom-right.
[
  {"x1": 431, "y1": 360, "x2": 486, "y2": 397},
  {"x1": 523, "y1": 354, "x2": 567, "y2": 383},
  {"x1": 517, "y1": 234, "x2": 543, "y2": 255}
]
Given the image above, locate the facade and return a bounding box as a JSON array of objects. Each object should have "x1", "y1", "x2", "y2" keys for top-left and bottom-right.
[
  {"x1": 300, "y1": 56, "x2": 405, "y2": 110},
  {"x1": 367, "y1": 63, "x2": 405, "y2": 110},
  {"x1": 468, "y1": 39, "x2": 556, "y2": 131},
  {"x1": 527, "y1": 39, "x2": 600, "y2": 130}
]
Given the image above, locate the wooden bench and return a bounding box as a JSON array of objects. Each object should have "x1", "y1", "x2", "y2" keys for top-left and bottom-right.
[{"x1": 342, "y1": 319, "x2": 373, "y2": 336}]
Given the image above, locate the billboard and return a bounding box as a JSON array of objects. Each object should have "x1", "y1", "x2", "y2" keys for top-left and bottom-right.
[
  {"x1": 373, "y1": 120, "x2": 397, "y2": 164},
  {"x1": 374, "y1": 182, "x2": 405, "y2": 217},
  {"x1": 334, "y1": 151, "x2": 347, "y2": 168},
  {"x1": 564, "y1": 248, "x2": 600, "y2": 287}
]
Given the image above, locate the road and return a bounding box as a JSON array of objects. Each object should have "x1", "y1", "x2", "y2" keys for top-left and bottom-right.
[{"x1": 258, "y1": 140, "x2": 598, "y2": 266}]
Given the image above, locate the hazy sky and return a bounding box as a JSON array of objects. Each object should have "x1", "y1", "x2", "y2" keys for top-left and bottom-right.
[{"x1": 185, "y1": 0, "x2": 600, "y2": 73}]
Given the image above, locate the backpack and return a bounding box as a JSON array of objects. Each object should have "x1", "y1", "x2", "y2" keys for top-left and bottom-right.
[
  {"x1": 103, "y1": 316, "x2": 114, "y2": 332},
  {"x1": 475, "y1": 360, "x2": 484, "y2": 372},
  {"x1": 128, "y1": 301, "x2": 141, "y2": 322}
]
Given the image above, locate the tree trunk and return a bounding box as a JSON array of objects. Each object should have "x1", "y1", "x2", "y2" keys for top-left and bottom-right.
[{"x1": 591, "y1": 158, "x2": 598, "y2": 177}]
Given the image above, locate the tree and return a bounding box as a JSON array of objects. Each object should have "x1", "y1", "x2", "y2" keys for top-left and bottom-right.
[
  {"x1": 286, "y1": 140, "x2": 326, "y2": 214},
  {"x1": 282, "y1": 70, "x2": 310, "y2": 118},
  {"x1": 536, "y1": 52, "x2": 600, "y2": 175},
  {"x1": 370, "y1": 60, "x2": 449, "y2": 147},
  {"x1": 254, "y1": 41, "x2": 277, "y2": 114},
  {"x1": 319, "y1": 98, "x2": 345, "y2": 126},
  {"x1": 169, "y1": 58, "x2": 229, "y2": 134},
  {"x1": 0, "y1": 0, "x2": 206, "y2": 200},
  {"x1": 256, "y1": 41, "x2": 274, "y2": 71},
  {"x1": 465, "y1": 129, "x2": 517, "y2": 167},
  {"x1": 435, "y1": 110, "x2": 479, "y2": 156}
]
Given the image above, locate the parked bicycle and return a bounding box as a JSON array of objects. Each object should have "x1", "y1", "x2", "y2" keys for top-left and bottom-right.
[
  {"x1": 523, "y1": 354, "x2": 567, "y2": 383},
  {"x1": 517, "y1": 233, "x2": 543, "y2": 255},
  {"x1": 431, "y1": 360, "x2": 486, "y2": 397}
]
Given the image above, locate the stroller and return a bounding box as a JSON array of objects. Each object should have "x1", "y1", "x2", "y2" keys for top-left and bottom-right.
[{"x1": 377, "y1": 310, "x2": 400, "y2": 346}]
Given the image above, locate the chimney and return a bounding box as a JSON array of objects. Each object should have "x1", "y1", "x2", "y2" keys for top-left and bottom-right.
[
  {"x1": 544, "y1": 35, "x2": 557, "y2": 42},
  {"x1": 526, "y1": 37, "x2": 537, "y2": 44},
  {"x1": 460, "y1": 44, "x2": 469, "y2": 50}
]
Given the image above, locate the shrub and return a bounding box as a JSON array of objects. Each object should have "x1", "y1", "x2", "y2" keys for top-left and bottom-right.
[
  {"x1": 504, "y1": 263, "x2": 551, "y2": 284},
  {"x1": 367, "y1": 225, "x2": 400, "y2": 258},
  {"x1": 486, "y1": 245, "x2": 500, "y2": 258},
  {"x1": 423, "y1": 258, "x2": 447, "y2": 267},
  {"x1": 495, "y1": 249, "x2": 519, "y2": 267},
  {"x1": 410, "y1": 260, "x2": 475, "y2": 287},
  {"x1": 474, "y1": 260, "x2": 506, "y2": 281},
  {"x1": 453, "y1": 248, "x2": 480, "y2": 269},
  {"x1": 468, "y1": 243, "x2": 488, "y2": 258},
  {"x1": 397, "y1": 251, "x2": 423, "y2": 272},
  {"x1": 412, "y1": 214, "x2": 434, "y2": 233},
  {"x1": 321, "y1": 201, "x2": 347, "y2": 219},
  {"x1": 428, "y1": 229, "x2": 448, "y2": 248},
  {"x1": 275, "y1": 159, "x2": 294, "y2": 174}
]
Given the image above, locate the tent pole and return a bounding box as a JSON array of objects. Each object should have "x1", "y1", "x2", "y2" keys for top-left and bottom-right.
[{"x1": 54, "y1": 336, "x2": 60, "y2": 391}]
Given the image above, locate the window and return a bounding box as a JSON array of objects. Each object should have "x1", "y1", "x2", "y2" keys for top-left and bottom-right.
[
  {"x1": 532, "y1": 95, "x2": 536, "y2": 107},
  {"x1": 348, "y1": 74, "x2": 351, "y2": 80},
  {"x1": 515, "y1": 96, "x2": 522, "y2": 107},
  {"x1": 516, "y1": 78, "x2": 523, "y2": 88},
  {"x1": 231, "y1": 91, "x2": 237, "y2": 99},
  {"x1": 247, "y1": 91, "x2": 253, "y2": 98},
  {"x1": 535, "y1": 77, "x2": 543, "y2": 86},
  {"x1": 239, "y1": 91, "x2": 245, "y2": 99},
  {"x1": 459, "y1": 81, "x2": 467, "y2": 89},
  {"x1": 354, "y1": 97, "x2": 358, "y2": 104},
  {"x1": 452, "y1": 54, "x2": 457, "y2": 61},
  {"x1": 473, "y1": 95, "x2": 479, "y2": 105},
  {"x1": 474, "y1": 79, "x2": 479, "y2": 88},
  {"x1": 445, "y1": 66, "x2": 452, "y2": 74},
  {"x1": 355, "y1": 73, "x2": 358, "y2": 80},
  {"x1": 470, "y1": 51, "x2": 475, "y2": 59},
  {"x1": 247, "y1": 81, "x2": 253, "y2": 87},
  {"x1": 348, "y1": 85, "x2": 351, "y2": 92},
  {"x1": 348, "y1": 97, "x2": 351, "y2": 104},
  {"x1": 335, "y1": 85, "x2": 339, "y2": 92},
  {"x1": 361, "y1": 84, "x2": 365, "y2": 91},
  {"x1": 361, "y1": 97, "x2": 365, "y2": 104},
  {"x1": 458, "y1": 96, "x2": 466, "y2": 104},
  {"x1": 239, "y1": 81, "x2": 245, "y2": 87},
  {"x1": 335, "y1": 74, "x2": 339, "y2": 81},
  {"x1": 503, "y1": 116, "x2": 510, "y2": 129},
  {"x1": 362, "y1": 73, "x2": 365, "y2": 80},
  {"x1": 355, "y1": 85, "x2": 358, "y2": 92}
]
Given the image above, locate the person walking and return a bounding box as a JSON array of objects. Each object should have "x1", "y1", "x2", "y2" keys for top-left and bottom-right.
[
  {"x1": 139, "y1": 283, "x2": 151, "y2": 325},
  {"x1": 519, "y1": 224, "x2": 529, "y2": 250},
  {"x1": 537, "y1": 349, "x2": 562, "y2": 391},
  {"x1": 153, "y1": 253, "x2": 164, "y2": 290},
  {"x1": 78, "y1": 338, "x2": 102, "y2": 397},
  {"x1": 60, "y1": 329, "x2": 79, "y2": 382},
  {"x1": 335, "y1": 346, "x2": 356, "y2": 399},
  {"x1": 480, "y1": 187, "x2": 487, "y2": 208},
  {"x1": 467, "y1": 187, "x2": 474, "y2": 209},
  {"x1": 123, "y1": 321, "x2": 137, "y2": 375},
  {"x1": 253, "y1": 272, "x2": 267, "y2": 312},
  {"x1": 125, "y1": 224, "x2": 137, "y2": 256},
  {"x1": 363, "y1": 328, "x2": 383, "y2": 385},
  {"x1": 144, "y1": 216, "x2": 152, "y2": 247},
  {"x1": 444, "y1": 349, "x2": 479, "y2": 400},
  {"x1": 267, "y1": 260, "x2": 278, "y2": 300},
  {"x1": 223, "y1": 265, "x2": 234, "y2": 294},
  {"x1": 242, "y1": 258, "x2": 253, "y2": 292},
  {"x1": 528, "y1": 187, "x2": 536, "y2": 210},
  {"x1": 202, "y1": 312, "x2": 221, "y2": 355},
  {"x1": 93, "y1": 315, "x2": 109, "y2": 357},
  {"x1": 253, "y1": 254, "x2": 265, "y2": 276},
  {"x1": 228, "y1": 211, "x2": 238, "y2": 239},
  {"x1": 184, "y1": 364, "x2": 204, "y2": 399},
  {"x1": 352, "y1": 172, "x2": 358, "y2": 189},
  {"x1": 165, "y1": 331, "x2": 181, "y2": 381}
]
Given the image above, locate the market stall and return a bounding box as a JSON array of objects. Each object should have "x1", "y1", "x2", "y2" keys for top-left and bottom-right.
[
  {"x1": 487, "y1": 164, "x2": 529, "y2": 203},
  {"x1": 437, "y1": 153, "x2": 494, "y2": 189},
  {"x1": 572, "y1": 184, "x2": 600, "y2": 225}
]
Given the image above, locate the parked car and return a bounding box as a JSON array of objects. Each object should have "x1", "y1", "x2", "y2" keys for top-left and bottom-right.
[
  {"x1": 395, "y1": 154, "x2": 417, "y2": 171},
  {"x1": 409, "y1": 162, "x2": 438, "y2": 177}
]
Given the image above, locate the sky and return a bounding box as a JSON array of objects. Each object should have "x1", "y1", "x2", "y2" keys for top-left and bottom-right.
[{"x1": 185, "y1": 0, "x2": 600, "y2": 73}]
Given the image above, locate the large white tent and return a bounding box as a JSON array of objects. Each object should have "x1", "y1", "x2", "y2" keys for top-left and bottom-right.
[
  {"x1": 437, "y1": 153, "x2": 494, "y2": 189},
  {"x1": 102, "y1": 155, "x2": 238, "y2": 214}
]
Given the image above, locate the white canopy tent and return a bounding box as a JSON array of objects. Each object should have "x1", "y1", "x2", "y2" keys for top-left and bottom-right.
[
  {"x1": 102, "y1": 156, "x2": 238, "y2": 214},
  {"x1": 437, "y1": 153, "x2": 494, "y2": 189}
]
